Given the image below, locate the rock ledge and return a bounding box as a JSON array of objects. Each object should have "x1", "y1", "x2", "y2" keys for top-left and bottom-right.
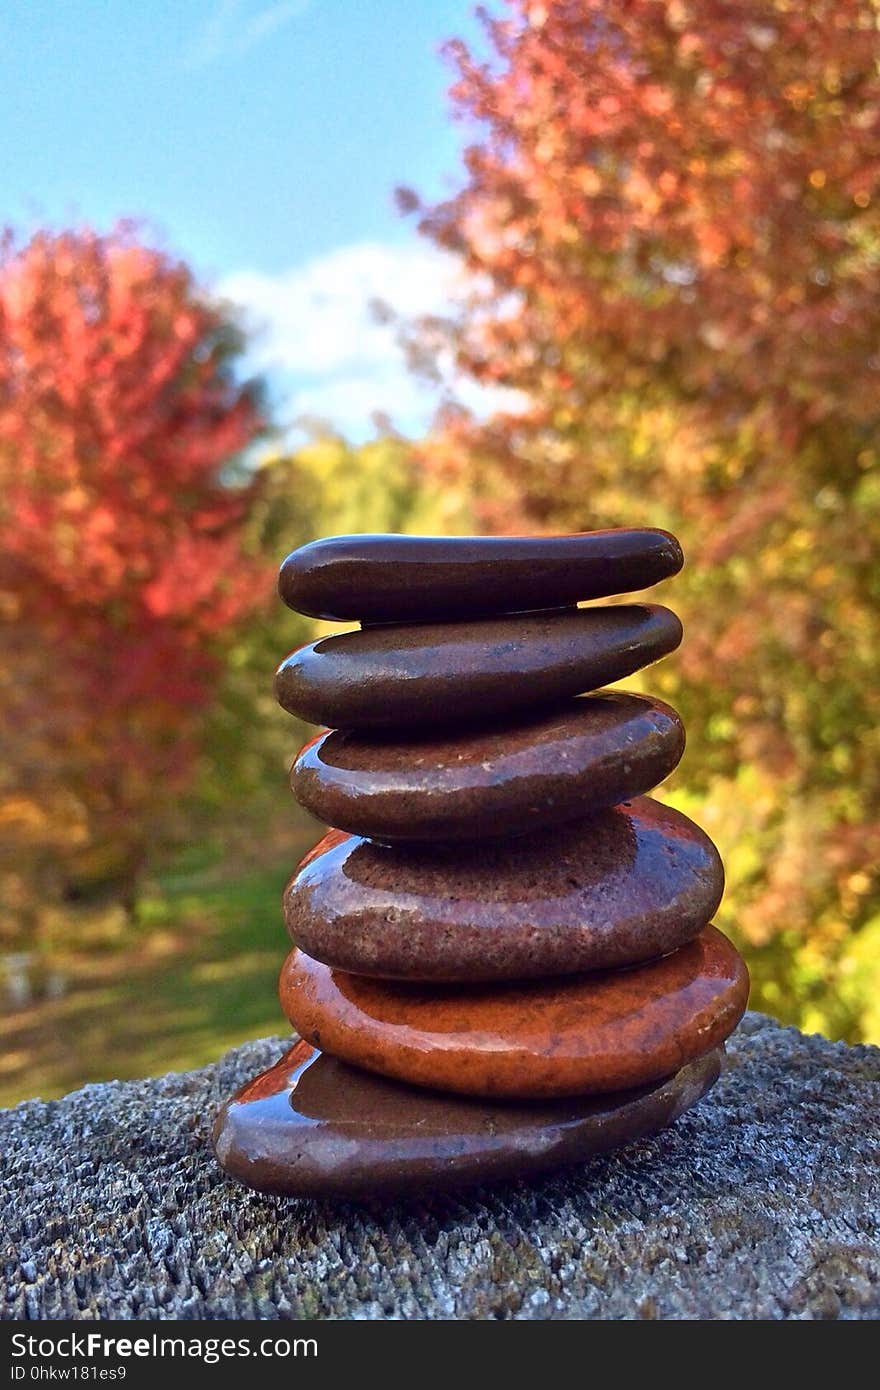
[{"x1": 1, "y1": 1013, "x2": 878, "y2": 1320}]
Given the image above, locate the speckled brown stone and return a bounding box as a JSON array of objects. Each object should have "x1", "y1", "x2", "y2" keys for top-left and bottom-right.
[
  {"x1": 291, "y1": 692, "x2": 685, "y2": 842},
  {"x1": 283, "y1": 796, "x2": 724, "y2": 982},
  {"x1": 275, "y1": 605, "x2": 683, "y2": 731},
  {"x1": 279, "y1": 926, "x2": 749, "y2": 1099},
  {"x1": 278, "y1": 530, "x2": 684, "y2": 624},
  {"x1": 212, "y1": 1038, "x2": 722, "y2": 1199}
]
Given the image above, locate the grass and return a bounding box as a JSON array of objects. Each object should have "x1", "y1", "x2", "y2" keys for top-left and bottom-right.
[{"x1": 0, "y1": 841, "x2": 312, "y2": 1109}]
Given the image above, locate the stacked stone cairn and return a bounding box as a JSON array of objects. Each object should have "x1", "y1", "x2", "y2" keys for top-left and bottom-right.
[{"x1": 213, "y1": 531, "x2": 749, "y2": 1199}]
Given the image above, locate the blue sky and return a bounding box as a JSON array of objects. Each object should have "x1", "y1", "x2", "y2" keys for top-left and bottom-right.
[{"x1": 1, "y1": 0, "x2": 499, "y2": 437}]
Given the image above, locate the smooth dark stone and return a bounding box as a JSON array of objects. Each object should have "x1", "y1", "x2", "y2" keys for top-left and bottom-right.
[
  {"x1": 213, "y1": 1038, "x2": 722, "y2": 1199},
  {"x1": 280, "y1": 927, "x2": 748, "y2": 1099},
  {"x1": 278, "y1": 530, "x2": 684, "y2": 624},
  {"x1": 275, "y1": 605, "x2": 682, "y2": 731},
  {"x1": 291, "y1": 692, "x2": 685, "y2": 842},
  {"x1": 284, "y1": 796, "x2": 723, "y2": 982}
]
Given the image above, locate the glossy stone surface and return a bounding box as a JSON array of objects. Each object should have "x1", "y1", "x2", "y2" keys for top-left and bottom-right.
[
  {"x1": 284, "y1": 796, "x2": 723, "y2": 982},
  {"x1": 212, "y1": 1038, "x2": 722, "y2": 1199},
  {"x1": 291, "y1": 692, "x2": 685, "y2": 843},
  {"x1": 275, "y1": 605, "x2": 683, "y2": 731},
  {"x1": 280, "y1": 926, "x2": 749, "y2": 1099},
  {"x1": 278, "y1": 529, "x2": 684, "y2": 624}
]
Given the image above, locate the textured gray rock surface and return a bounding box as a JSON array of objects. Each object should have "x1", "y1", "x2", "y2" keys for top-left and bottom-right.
[{"x1": 1, "y1": 1012, "x2": 878, "y2": 1320}]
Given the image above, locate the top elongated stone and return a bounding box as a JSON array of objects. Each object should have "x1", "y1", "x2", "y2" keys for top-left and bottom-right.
[{"x1": 278, "y1": 530, "x2": 684, "y2": 623}]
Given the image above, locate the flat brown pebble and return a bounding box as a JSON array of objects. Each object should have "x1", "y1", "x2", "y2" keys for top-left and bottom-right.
[
  {"x1": 284, "y1": 796, "x2": 724, "y2": 981},
  {"x1": 277, "y1": 529, "x2": 684, "y2": 623},
  {"x1": 275, "y1": 605, "x2": 682, "y2": 730},
  {"x1": 213, "y1": 1039, "x2": 722, "y2": 1199},
  {"x1": 291, "y1": 691, "x2": 685, "y2": 842},
  {"x1": 279, "y1": 926, "x2": 749, "y2": 1099}
]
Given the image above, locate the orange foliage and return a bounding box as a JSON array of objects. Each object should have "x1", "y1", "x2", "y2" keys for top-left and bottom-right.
[{"x1": 405, "y1": 1, "x2": 880, "y2": 1036}]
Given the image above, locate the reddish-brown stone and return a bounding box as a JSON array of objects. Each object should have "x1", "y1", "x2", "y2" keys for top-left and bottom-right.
[
  {"x1": 212, "y1": 1040, "x2": 722, "y2": 1199},
  {"x1": 283, "y1": 796, "x2": 724, "y2": 981},
  {"x1": 279, "y1": 926, "x2": 749, "y2": 1099},
  {"x1": 277, "y1": 529, "x2": 684, "y2": 624},
  {"x1": 291, "y1": 692, "x2": 685, "y2": 842},
  {"x1": 275, "y1": 605, "x2": 682, "y2": 730}
]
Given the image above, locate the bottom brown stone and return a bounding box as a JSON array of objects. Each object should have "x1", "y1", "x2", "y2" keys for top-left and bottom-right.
[{"x1": 212, "y1": 1039, "x2": 723, "y2": 1199}]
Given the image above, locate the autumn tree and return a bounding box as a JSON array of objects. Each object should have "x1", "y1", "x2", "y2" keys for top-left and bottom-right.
[
  {"x1": 405, "y1": 1, "x2": 880, "y2": 1037},
  {"x1": 0, "y1": 226, "x2": 266, "y2": 943}
]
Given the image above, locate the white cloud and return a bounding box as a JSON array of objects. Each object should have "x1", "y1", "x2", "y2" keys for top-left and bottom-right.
[
  {"x1": 218, "y1": 240, "x2": 526, "y2": 440},
  {"x1": 184, "y1": 0, "x2": 312, "y2": 70}
]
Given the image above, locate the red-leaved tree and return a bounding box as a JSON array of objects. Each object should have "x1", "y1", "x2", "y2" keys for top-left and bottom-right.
[{"x1": 0, "y1": 226, "x2": 266, "y2": 937}]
